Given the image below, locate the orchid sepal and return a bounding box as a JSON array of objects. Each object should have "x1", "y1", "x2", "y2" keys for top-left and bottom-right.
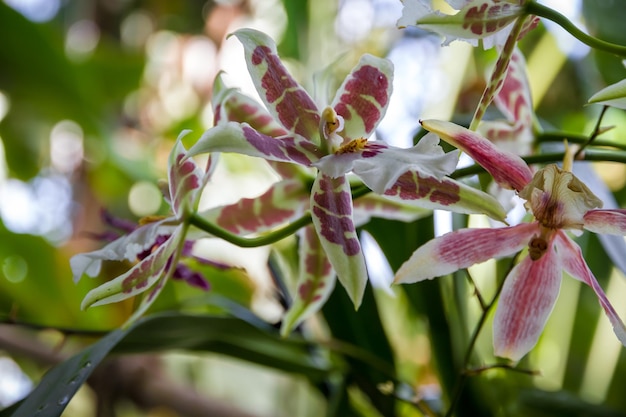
[
  {"x1": 394, "y1": 222, "x2": 538, "y2": 284},
  {"x1": 280, "y1": 226, "x2": 336, "y2": 335},
  {"x1": 382, "y1": 170, "x2": 508, "y2": 222},
  {"x1": 187, "y1": 122, "x2": 322, "y2": 167},
  {"x1": 331, "y1": 53, "x2": 394, "y2": 140},
  {"x1": 421, "y1": 119, "x2": 533, "y2": 191},
  {"x1": 231, "y1": 29, "x2": 321, "y2": 144},
  {"x1": 583, "y1": 209, "x2": 626, "y2": 235},
  {"x1": 311, "y1": 174, "x2": 367, "y2": 307}
]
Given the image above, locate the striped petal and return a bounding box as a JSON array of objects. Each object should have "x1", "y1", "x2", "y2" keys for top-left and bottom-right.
[
  {"x1": 493, "y1": 243, "x2": 562, "y2": 361},
  {"x1": 189, "y1": 122, "x2": 322, "y2": 166},
  {"x1": 422, "y1": 119, "x2": 533, "y2": 191},
  {"x1": 311, "y1": 173, "x2": 367, "y2": 308},
  {"x1": 232, "y1": 29, "x2": 321, "y2": 144},
  {"x1": 331, "y1": 54, "x2": 393, "y2": 140},
  {"x1": 80, "y1": 226, "x2": 184, "y2": 309},
  {"x1": 281, "y1": 226, "x2": 336, "y2": 335},
  {"x1": 395, "y1": 222, "x2": 538, "y2": 284},
  {"x1": 556, "y1": 232, "x2": 626, "y2": 346},
  {"x1": 382, "y1": 170, "x2": 507, "y2": 221},
  {"x1": 583, "y1": 209, "x2": 626, "y2": 235},
  {"x1": 197, "y1": 179, "x2": 309, "y2": 235}
]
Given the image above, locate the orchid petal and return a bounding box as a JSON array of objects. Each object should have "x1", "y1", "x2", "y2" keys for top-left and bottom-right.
[
  {"x1": 80, "y1": 227, "x2": 184, "y2": 309},
  {"x1": 198, "y1": 179, "x2": 309, "y2": 235},
  {"x1": 169, "y1": 133, "x2": 210, "y2": 218},
  {"x1": 313, "y1": 133, "x2": 458, "y2": 193},
  {"x1": 398, "y1": 0, "x2": 525, "y2": 47},
  {"x1": 588, "y1": 78, "x2": 626, "y2": 110},
  {"x1": 382, "y1": 170, "x2": 507, "y2": 221},
  {"x1": 70, "y1": 219, "x2": 172, "y2": 283},
  {"x1": 422, "y1": 119, "x2": 533, "y2": 191},
  {"x1": 189, "y1": 122, "x2": 322, "y2": 166},
  {"x1": 353, "y1": 193, "x2": 430, "y2": 225},
  {"x1": 311, "y1": 173, "x2": 367, "y2": 308},
  {"x1": 281, "y1": 226, "x2": 336, "y2": 335},
  {"x1": 556, "y1": 232, "x2": 626, "y2": 346},
  {"x1": 520, "y1": 165, "x2": 603, "y2": 230},
  {"x1": 583, "y1": 209, "x2": 626, "y2": 235},
  {"x1": 493, "y1": 246, "x2": 562, "y2": 361},
  {"x1": 394, "y1": 222, "x2": 538, "y2": 284},
  {"x1": 331, "y1": 54, "x2": 393, "y2": 140},
  {"x1": 493, "y1": 48, "x2": 533, "y2": 125},
  {"x1": 212, "y1": 72, "x2": 289, "y2": 137},
  {"x1": 232, "y1": 29, "x2": 321, "y2": 143}
]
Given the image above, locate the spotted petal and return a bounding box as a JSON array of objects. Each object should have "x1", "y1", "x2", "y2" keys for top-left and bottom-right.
[
  {"x1": 169, "y1": 134, "x2": 211, "y2": 218},
  {"x1": 331, "y1": 54, "x2": 393, "y2": 140},
  {"x1": 70, "y1": 218, "x2": 174, "y2": 283},
  {"x1": 80, "y1": 226, "x2": 185, "y2": 309},
  {"x1": 189, "y1": 122, "x2": 322, "y2": 166},
  {"x1": 422, "y1": 119, "x2": 533, "y2": 191},
  {"x1": 395, "y1": 222, "x2": 538, "y2": 284},
  {"x1": 281, "y1": 226, "x2": 336, "y2": 335},
  {"x1": 583, "y1": 209, "x2": 626, "y2": 235},
  {"x1": 197, "y1": 179, "x2": 309, "y2": 235},
  {"x1": 556, "y1": 232, "x2": 626, "y2": 346},
  {"x1": 232, "y1": 29, "x2": 321, "y2": 143},
  {"x1": 353, "y1": 193, "x2": 430, "y2": 225},
  {"x1": 212, "y1": 72, "x2": 289, "y2": 138},
  {"x1": 493, "y1": 244, "x2": 562, "y2": 361},
  {"x1": 383, "y1": 171, "x2": 507, "y2": 221},
  {"x1": 398, "y1": 0, "x2": 525, "y2": 47},
  {"x1": 311, "y1": 173, "x2": 367, "y2": 307}
]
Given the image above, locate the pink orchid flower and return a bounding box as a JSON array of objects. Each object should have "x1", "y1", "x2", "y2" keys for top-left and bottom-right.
[
  {"x1": 395, "y1": 119, "x2": 626, "y2": 361},
  {"x1": 188, "y1": 28, "x2": 506, "y2": 312},
  {"x1": 71, "y1": 134, "x2": 215, "y2": 323},
  {"x1": 397, "y1": 0, "x2": 539, "y2": 50}
]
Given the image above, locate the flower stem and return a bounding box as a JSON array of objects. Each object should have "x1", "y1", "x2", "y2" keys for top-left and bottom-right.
[
  {"x1": 469, "y1": 16, "x2": 526, "y2": 131},
  {"x1": 189, "y1": 212, "x2": 312, "y2": 248},
  {"x1": 574, "y1": 105, "x2": 609, "y2": 159},
  {"x1": 525, "y1": 1, "x2": 626, "y2": 57}
]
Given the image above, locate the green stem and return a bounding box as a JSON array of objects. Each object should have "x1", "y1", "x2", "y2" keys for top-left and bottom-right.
[
  {"x1": 526, "y1": 1, "x2": 626, "y2": 57},
  {"x1": 537, "y1": 132, "x2": 626, "y2": 151},
  {"x1": 469, "y1": 15, "x2": 526, "y2": 130},
  {"x1": 574, "y1": 106, "x2": 609, "y2": 159},
  {"x1": 189, "y1": 212, "x2": 312, "y2": 248}
]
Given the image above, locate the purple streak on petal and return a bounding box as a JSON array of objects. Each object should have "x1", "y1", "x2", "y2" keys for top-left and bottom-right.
[
  {"x1": 250, "y1": 45, "x2": 320, "y2": 138},
  {"x1": 493, "y1": 242, "x2": 562, "y2": 361},
  {"x1": 334, "y1": 65, "x2": 389, "y2": 135},
  {"x1": 583, "y1": 209, "x2": 626, "y2": 235},
  {"x1": 122, "y1": 240, "x2": 172, "y2": 293},
  {"x1": 312, "y1": 175, "x2": 360, "y2": 256},
  {"x1": 101, "y1": 210, "x2": 136, "y2": 234},
  {"x1": 557, "y1": 231, "x2": 626, "y2": 346},
  {"x1": 242, "y1": 126, "x2": 317, "y2": 165}
]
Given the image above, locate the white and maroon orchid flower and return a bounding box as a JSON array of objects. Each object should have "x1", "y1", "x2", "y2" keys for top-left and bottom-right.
[
  {"x1": 71, "y1": 134, "x2": 215, "y2": 323},
  {"x1": 187, "y1": 28, "x2": 506, "y2": 317},
  {"x1": 396, "y1": 119, "x2": 626, "y2": 361},
  {"x1": 397, "y1": 0, "x2": 539, "y2": 50}
]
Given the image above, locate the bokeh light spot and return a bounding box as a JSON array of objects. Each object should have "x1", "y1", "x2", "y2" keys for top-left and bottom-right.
[
  {"x1": 128, "y1": 181, "x2": 162, "y2": 217},
  {"x1": 2, "y1": 255, "x2": 28, "y2": 283}
]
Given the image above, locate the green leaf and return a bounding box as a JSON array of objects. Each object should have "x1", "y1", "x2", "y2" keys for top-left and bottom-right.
[
  {"x1": 588, "y1": 79, "x2": 626, "y2": 109},
  {"x1": 10, "y1": 312, "x2": 333, "y2": 417}
]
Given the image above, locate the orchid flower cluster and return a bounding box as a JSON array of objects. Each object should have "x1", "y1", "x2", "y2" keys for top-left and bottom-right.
[{"x1": 71, "y1": 0, "x2": 626, "y2": 364}]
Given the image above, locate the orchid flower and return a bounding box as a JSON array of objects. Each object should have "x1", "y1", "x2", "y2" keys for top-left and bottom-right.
[
  {"x1": 187, "y1": 28, "x2": 506, "y2": 314},
  {"x1": 395, "y1": 119, "x2": 626, "y2": 361},
  {"x1": 70, "y1": 134, "x2": 215, "y2": 324},
  {"x1": 397, "y1": 0, "x2": 539, "y2": 50}
]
